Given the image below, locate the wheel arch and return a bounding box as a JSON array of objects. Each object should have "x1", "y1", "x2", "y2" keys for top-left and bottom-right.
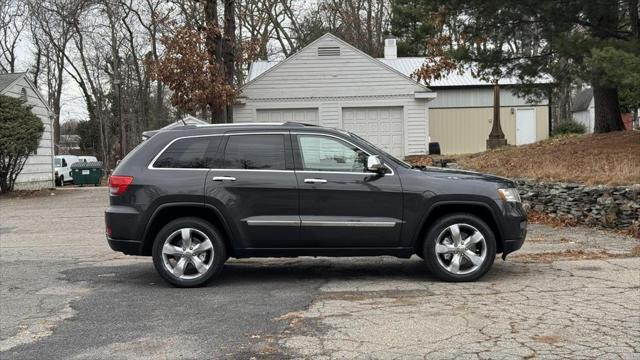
[
  {"x1": 413, "y1": 201, "x2": 503, "y2": 257},
  {"x1": 141, "y1": 203, "x2": 236, "y2": 257}
]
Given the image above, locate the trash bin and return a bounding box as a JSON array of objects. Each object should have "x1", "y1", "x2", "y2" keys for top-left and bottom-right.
[{"x1": 70, "y1": 161, "x2": 104, "y2": 186}]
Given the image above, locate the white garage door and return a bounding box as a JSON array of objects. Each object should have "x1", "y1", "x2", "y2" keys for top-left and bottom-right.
[
  {"x1": 256, "y1": 108, "x2": 319, "y2": 124},
  {"x1": 342, "y1": 107, "x2": 404, "y2": 157}
]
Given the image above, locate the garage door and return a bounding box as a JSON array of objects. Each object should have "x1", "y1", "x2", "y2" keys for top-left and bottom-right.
[
  {"x1": 256, "y1": 108, "x2": 319, "y2": 125},
  {"x1": 342, "y1": 107, "x2": 404, "y2": 157}
]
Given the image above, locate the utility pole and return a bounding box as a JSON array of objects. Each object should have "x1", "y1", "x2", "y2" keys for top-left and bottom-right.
[{"x1": 487, "y1": 81, "x2": 507, "y2": 150}]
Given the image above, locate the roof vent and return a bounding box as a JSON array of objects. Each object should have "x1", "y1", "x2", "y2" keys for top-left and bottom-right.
[{"x1": 317, "y1": 46, "x2": 340, "y2": 57}]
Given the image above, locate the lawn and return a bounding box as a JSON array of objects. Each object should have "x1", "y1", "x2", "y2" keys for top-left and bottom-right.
[{"x1": 414, "y1": 131, "x2": 640, "y2": 186}]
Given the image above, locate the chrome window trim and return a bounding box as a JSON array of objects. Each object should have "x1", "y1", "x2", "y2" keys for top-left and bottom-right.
[
  {"x1": 291, "y1": 132, "x2": 395, "y2": 176},
  {"x1": 147, "y1": 131, "x2": 395, "y2": 176},
  {"x1": 148, "y1": 132, "x2": 289, "y2": 171}
]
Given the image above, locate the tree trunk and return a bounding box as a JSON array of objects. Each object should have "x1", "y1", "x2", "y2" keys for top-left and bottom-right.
[
  {"x1": 593, "y1": 85, "x2": 624, "y2": 133},
  {"x1": 629, "y1": 0, "x2": 639, "y2": 38},
  {"x1": 204, "y1": 0, "x2": 226, "y2": 123},
  {"x1": 223, "y1": 0, "x2": 236, "y2": 123}
]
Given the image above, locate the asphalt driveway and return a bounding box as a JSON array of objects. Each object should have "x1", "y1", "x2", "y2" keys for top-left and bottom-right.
[{"x1": 0, "y1": 188, "x2": 638, "y2": 359}]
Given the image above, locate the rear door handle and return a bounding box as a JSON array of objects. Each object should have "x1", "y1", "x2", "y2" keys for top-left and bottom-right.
[
  {"x1": 304, "y1": 178, "x2": 327, "y2": 184},
  {"x1": 212, "y1": 176, "x2": 236, "y2": 181}
]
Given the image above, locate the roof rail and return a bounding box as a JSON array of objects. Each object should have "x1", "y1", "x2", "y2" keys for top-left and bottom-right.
[{"x1": 194, "y1": 122, "x2": 287, "y2": 127}]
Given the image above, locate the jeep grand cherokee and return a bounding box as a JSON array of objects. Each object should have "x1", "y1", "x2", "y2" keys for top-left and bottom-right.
[{"x1": 105, "y1": 122, "x2": 527, "y2": 287}]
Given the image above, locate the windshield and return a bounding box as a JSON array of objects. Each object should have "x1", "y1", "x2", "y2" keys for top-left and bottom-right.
[
  {"x1": 54, "y1": 158, "x2": 62, "y2": 167},
  {"x1": 348, "y1": 133, "x2": 411, "y2": 169}
]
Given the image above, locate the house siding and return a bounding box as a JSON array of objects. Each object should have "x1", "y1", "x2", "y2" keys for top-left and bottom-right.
[
  {"x1": 234, "y1": 34, "x2": 431, "y2": 157},
  {"x1": 429, "y1": 105, "x2": 549, "y2": 154},
  {"x1": 1, "y1": 76, "x2": 55, "y2": 190}
]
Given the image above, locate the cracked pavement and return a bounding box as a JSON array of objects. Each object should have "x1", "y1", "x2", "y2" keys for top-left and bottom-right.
[{"x1": 0, "y1": 188, "x2": 639, "y2": 359}]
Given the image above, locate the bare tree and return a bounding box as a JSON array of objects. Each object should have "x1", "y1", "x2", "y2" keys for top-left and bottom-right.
[
  {"x1": 0, "y1": 0, "x2": 27, "y2": 73},
  {"x1": 27, "y1": 0, "x2": 84, "y2": 150}
]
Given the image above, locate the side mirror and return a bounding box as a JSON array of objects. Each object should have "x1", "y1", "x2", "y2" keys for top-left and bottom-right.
[{"x1": 367, "y1": 155, "x2": 385, "y2": 173}]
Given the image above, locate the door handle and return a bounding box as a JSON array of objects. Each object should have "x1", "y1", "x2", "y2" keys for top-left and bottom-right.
[
  {"x1": 304, "y1": 178, "x2": 327, "y2": 184},
  {"x1": 212, "y1": 176, "x2": 236, "y2": 181}
]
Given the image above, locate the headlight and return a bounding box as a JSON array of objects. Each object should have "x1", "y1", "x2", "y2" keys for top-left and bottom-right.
[{"x1": 498, "y1": 188, "x2": 521, "y2": 202}]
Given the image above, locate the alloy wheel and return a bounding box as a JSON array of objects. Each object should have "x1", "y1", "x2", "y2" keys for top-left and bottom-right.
[
  {"x1": 161, "y1": 228, "x2": 215, "y2": 280},
  {"x1": 434, "y1": 223, "x2": 487, "y2": 275}
]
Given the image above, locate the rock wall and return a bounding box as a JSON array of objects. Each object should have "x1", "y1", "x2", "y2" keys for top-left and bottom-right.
[{"x1": 515, "y1": 179, "x2": 640, "y2": 231}]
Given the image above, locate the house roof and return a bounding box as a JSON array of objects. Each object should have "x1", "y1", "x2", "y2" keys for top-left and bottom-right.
[
  {"x1": 60, "y1": 134, "x2": 81, "y2": 143},
  {"x1": 161, "y1": 116, "x2": 209, "y2": 130},
  {"x1": 572, "y1": 88, "x2": 593, "y2": 112},
  {"x1": 0, "y1": 72, "x2": 52, "y2": 113},
  {"x1": 0, "y1": 73, "x2": 25, "y2": 92},
  {"x1": 247, "y1": 57, "x2": 553, "y2": 88},
  {"x1": 243, "y1": 33, "x2": 428, "y2": 93}
]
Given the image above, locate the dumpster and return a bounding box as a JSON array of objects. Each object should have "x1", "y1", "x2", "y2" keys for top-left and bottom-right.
[{"x1": 70, "y1": 161, "x2": 104, "y2": 186}]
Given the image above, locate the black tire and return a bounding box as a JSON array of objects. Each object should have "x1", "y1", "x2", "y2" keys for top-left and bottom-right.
[
  {"x1": 422, "y1": 213, "x2": 496, "y2": 282},
  {"x1": 152, "y1": 217, "x2": 227, "y2": 288}
]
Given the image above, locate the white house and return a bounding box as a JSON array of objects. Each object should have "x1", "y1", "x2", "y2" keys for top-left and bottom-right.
[
  {"x1": 0, "y1": 73, "x2": 55, "y2": 190},
  {"x1": 572, "y1": 88, "x2": 595, "y2": 133},
  {"x1": 234, "y1": 33, "x2": 435, "y2": 157},
  {"x1": 236, "y1": 33, "x2": 550, "y2": 156}
]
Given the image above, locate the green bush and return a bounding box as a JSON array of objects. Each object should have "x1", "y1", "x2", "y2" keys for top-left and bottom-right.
[
  {"x1": 554, "y1": 120, "x2": 586, "y2": 135},
  {"x1": 0, "y1": 95, "x2": 44, "y2": 193}
]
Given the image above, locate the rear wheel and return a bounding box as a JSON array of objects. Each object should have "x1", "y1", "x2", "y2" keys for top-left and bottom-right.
[
  {"x1": 152, "y1": 217, "x2": 227, "y2": 287},
  {"x1": 423, "y1": 213, "x2": 496, "y2": 282}
]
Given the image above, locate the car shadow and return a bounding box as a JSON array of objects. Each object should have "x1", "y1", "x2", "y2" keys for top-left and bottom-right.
[{"x1": 65, "y1": 256, "x2": 522, "y2": 289}]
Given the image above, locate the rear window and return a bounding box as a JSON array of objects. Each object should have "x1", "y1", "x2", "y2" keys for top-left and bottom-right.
[
  {"x1": 153, "y1": 136, "x2": 220, "y2": 169},
  {"x1": 222, "y1": 134, "x2": 286, "y2": 170}
]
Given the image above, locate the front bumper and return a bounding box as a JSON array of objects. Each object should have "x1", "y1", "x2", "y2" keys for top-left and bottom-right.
[{"x1": 497, "y1": 201, "x2": 528, "y2": 259}]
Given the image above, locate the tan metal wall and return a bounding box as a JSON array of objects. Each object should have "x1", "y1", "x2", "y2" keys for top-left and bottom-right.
[{"x1": 429, "y1": 106, "x2": 549, "y2": 154}]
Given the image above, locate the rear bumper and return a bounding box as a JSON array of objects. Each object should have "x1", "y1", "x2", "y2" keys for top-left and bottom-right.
[
  {"x1": 107, "y1": 237, "x2": 143, "y2": 255},
  {"x1": 105, "y1": 205, "x2": 144, "y2": 255}
]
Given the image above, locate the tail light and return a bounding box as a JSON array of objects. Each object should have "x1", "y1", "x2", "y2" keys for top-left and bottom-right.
[{"x1": 109, "y1": 175, "x2": 133, "y2": 196}]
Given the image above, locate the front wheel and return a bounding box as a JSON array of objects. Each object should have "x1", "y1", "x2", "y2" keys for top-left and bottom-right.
[
  {"x1": 152, "y1": 217, "x2": 227, "y2": 287},
  {"x1": 423, "y1": 213, "x2": 496, "y2": 282}
]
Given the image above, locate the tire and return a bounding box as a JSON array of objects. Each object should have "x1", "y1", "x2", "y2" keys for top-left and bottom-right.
[
  {"x1": 423, "y1": 213, "x2": 496, "y2": 282},
  {"x1": 152, "y1": 217, "x2": 227, "y2": 288},
  {"x1": 58, "y1": 176, "x2": 64, "y2": 187}
]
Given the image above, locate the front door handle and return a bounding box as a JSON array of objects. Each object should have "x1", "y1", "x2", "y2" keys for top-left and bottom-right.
[
  {"x1": 304, "y1": 178, "x2": 327, "y2": 184},
  {"x1": 212, "y1": 176, "x2": 237, "y2": 181}
]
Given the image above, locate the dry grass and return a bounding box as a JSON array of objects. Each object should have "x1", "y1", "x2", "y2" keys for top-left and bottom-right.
[{"x1": 453, "y1": 131, "x2": 640, "y2": 186}]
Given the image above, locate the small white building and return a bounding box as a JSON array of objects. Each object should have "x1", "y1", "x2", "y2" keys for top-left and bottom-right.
[
  {"x1": 235, "y1": 34, "x2": 435, "y2": 157},
  {"x1": 572, "y1": 88, "x2": 595, "y2": 133},
  {"x1": 0, "y1": 73, "x2": 55, "y2": 190},
  {"x1": 237, "y1": 33, "x2": 550, "y2": 156}
]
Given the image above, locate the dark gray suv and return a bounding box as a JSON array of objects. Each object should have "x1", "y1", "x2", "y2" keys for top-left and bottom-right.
[{"x1": 106, "y1": 122, "x2": 527, "y2": 287}]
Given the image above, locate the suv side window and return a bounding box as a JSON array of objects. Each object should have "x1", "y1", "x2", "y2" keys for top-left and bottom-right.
[
  {"x1": 154, "y1": 136, "x2": 219, "y2": 169},
  {"x1": 222, "y1": 134, "x2": 286, "y2": 170},
  {"x1": 297, "y1": 135, "x2": 368, "y2": 172}
]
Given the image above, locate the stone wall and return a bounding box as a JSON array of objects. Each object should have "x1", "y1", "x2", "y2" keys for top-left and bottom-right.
[{"x1": 515, "y1": 179, "x2": 640, "y2": 231}]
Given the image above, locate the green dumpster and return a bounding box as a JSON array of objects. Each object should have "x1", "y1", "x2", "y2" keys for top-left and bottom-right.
[{"x1": 70, "y1": 161, "x2": 104, "y2": 186}]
